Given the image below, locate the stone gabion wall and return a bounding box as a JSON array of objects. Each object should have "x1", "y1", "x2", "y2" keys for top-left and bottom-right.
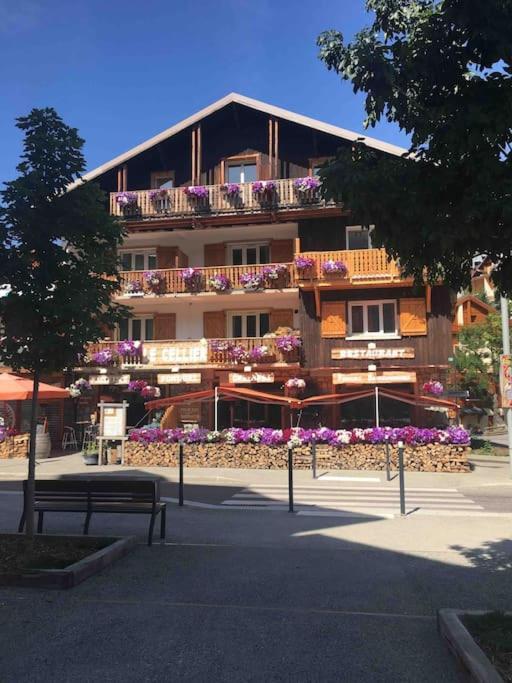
[{"x1": 124, "y1": 441, "x2": 470, "y2": 472}]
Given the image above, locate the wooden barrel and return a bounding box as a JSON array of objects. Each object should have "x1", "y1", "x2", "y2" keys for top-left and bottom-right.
[{"x1": 34, "y1": 432, "x2": 51, "y2": 459}]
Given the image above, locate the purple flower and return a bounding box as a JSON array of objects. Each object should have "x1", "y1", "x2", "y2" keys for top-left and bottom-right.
[
  {"x1": 181, "y1": 268, "x2": 203, "y2": 292},
  {"x1": 262, "y1": 264, "x2": 288, "y2": 281},
  {"x1": 322, "y1": 260, "x2": 347, "y2": 275},
  {"x1": 293, "y1": 177, "x2": 320, "y2": 192},
  {"x1": 423, "y1": 380, "x2": 444, "y2": 396},
  {"x1": 293, "y1": 255, "x2": 315, "y2": 270},
  {"x1": 276, "y1": 335, "x2": 301, "y2": 352},
  {"x1": 208, "y1": 274, "x2": 231, "y2": 292},
  {"x1": 91, "y1": 349, "x2": 117, "y2": 366},
  {"x1": 248, "y1": 345, "x2": 269, "y2": 362},
  {"x1": 118, "y1": 340, "x2": 143, "y2": 357},
  {"x1": 240, "y1": 272, "x2": 265, "y2": 290},
  {"x1": 148, "y1": 189, "x2": 168, "y2": 201},
  {"x1": 125, "y1": 280, "x2": 143, "y2": 294},
  {"x1": 228, "y1": 345, "x2": 248, "y2": 363},
  {"x1": 183, "y1": 186, "x2": 209, "y2": 200},
  {"x1": 252, "y1": 180, "x2": 276, "y2": 195},
  {"x1": 210, "y1": 339, "x2": 234, "y2": 353},
  {"x1": 143, "y1": 271, "x2": 164, "y2": 292},
  {"x1": 115, "y1": 191, "x2": 138, "y2": 206},
  {"x1": 221, "y1": 183, "x2": 240, "y2": 196}
]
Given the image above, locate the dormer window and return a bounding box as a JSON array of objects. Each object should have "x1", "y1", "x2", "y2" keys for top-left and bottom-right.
[{"x1": 226, "y1": 156, "x2": 258, "y2": 184}]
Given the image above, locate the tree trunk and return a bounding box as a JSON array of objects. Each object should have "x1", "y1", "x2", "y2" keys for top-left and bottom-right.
[{"x1": 25, "y1": 368, "x2": 40, "y2": 538}]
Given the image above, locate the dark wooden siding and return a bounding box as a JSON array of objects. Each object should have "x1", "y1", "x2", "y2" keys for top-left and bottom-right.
[
  {"x1": 298, "y1": 217, "x2": 349, "y2": 251},
  {"x1": 300, "y1": 285, "x2": 453, "y2": 369}
]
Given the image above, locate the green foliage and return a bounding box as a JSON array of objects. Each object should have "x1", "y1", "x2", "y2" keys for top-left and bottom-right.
[
  {"x1": 317, "y1": 1, "x2": 512, "y2": 295},
  {"x1": 0, "y1": 108, "x2": 130, "y2": 374}
]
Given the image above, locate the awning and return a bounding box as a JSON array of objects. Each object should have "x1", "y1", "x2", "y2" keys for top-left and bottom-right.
[{"x1": 0, "y1": 373, "x2": 69, "y2": 401}]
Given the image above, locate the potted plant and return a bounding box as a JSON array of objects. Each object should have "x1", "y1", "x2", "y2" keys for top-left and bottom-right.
[
  {"x1": 293, "y1": 176, "x2": 321, "y2": 200},
  {"x1": 125, "y1": 280, "x2": 144, "y2": 297},
  {"x1": 68, "y1": 378, "x2": 92, "y2": 398},
  {"x1": 143, "y1": 270, "x2": 165, "y2": 295},
  {"x1": 118, "y1": 340, "x2": 143, "y2": 362},
  {"x1": 285, "y1": 377, "x2": 306, "y2": 397},
  {"x1": 262, "y1": 264, "x2": 288, "y2": 287},
  {"x1": 240, "y1": 272, "x2": 265, "y2": 291},
  {"x1": 248, "y1": 345, "x2": 269, "y2": 363},
  {"x1": 220, "y1": 183, "x2": 241, "y2": 202},
  {"x1": 208, "y1": 273, "x2": 231, "y2": 292},
  {"x1": 252, "y1": 180, "x2": 276, "y2": 201},
  {"x1": 115, "y1": 191, "x2": 138, "y2": 213},
  {"x1": 227, "y1": 345, "x2": 249, "y2": 364},
  {"x1": 322, "y1": 260, "x2": 348, "y2": 277},
  {"x1": 181, "y1": 267, "x2": 203, "y2": 292},
  {"x1": 183, "y1": 186, "x2": 209, "y2": 205},
  {"x1": 293, "y1": 255, "x2": 315, "y2": 278},
  {"x1": 148, "y1": 189, "x2": 169, "y2": 212},
  {"x1": 82, "y1": 440, "x2": 99, "y2": 466},
  {"x1": 423, "y1": 380, "x2": 444, "y2": 395},
  {"x1": 276, "y1": 334, "x2": 302, "y2": 359},
  {"x1": 90, "y1": 349, "x2": 119, "y2": 367}
]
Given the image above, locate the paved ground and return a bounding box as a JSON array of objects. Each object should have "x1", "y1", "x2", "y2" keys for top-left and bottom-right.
[{"x1": 0, "y1": 452, "x2": 511, "y2": 681}]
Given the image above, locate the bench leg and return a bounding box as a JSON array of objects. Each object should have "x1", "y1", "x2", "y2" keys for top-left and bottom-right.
[
  {"x1": 37, "y1": 511, "x2": 44, "y2": 534},
  {"x1": 18, "y1": 511, "x2": 25, "y2": 533},
  {"x1": 83, "y1": 510, "x2": 92, "y2": 535},
  {"x1": 148, "y1": 513, "x2": 157, "y2": 546},
  {"x1": 160, "y1": 506, "x2": 166, "y2": 542}
]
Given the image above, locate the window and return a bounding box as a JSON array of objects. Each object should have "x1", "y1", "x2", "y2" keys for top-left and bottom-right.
[
  {"x1": 151, "y1": 171, "x2": 174, "y2": 190},
  {"x1": 229, "y1": 242, "x2": 270, "y2": 266},
  {"x1": 226, "y1": 159, "x2": 257, "y2": 184},
  {"x1": 120, "y1": 251, "x2": 157, "y2": 272},
  {"x1": 348, "y1": 300, "x2": 398, "y2": 338},
  {"x1": 346, "y1": 225, "x2": 372, "y2": 250},
  {"x1": 228, "y1": 311, "x2": 270, "y2": 338},
  {"x1": 118, "y1": 316, "x2": 154, "y2": 341}
]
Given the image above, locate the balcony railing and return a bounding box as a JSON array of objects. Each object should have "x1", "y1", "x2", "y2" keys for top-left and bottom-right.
[
  {"x1": 296, "y1": 248, "x2": 407, "y2": 286},
  {"x1": 110, "y1": 179, "x2": 334, "y2": 219},
  {"x1": 86, "y1": 337, "x2": 300, "y2": 368},
  {"x1": 120, "y1": 262, "x2": 297, "y2": 296}
]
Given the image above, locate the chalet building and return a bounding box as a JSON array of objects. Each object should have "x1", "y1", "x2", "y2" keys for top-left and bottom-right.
[{"x1": 75, "y1": 93, "x2": 453, "y2": 429}]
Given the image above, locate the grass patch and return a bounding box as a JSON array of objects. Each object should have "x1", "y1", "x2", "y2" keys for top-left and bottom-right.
[
  {"x1": 464, "y1": 611, "x2": 512, "y2": 682},
  {"x1": 0, "y1": 534, "x2": 111, "y2": 573}
]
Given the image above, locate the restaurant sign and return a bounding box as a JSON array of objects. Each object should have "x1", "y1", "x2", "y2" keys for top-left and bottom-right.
[
  {"x1": 499, "y1": 354, "x2": 512, "y2": 408},
  {"x1": 333, "y1": 371, "x2": 417, "y2": 385},
  {"x1": 157, "y1": 373, "x2": 202, "y2": 385},
  {"x1": 229, "y1": 372, "x2": 275, "y2": 384},
  {"x1": 90, "y1": 374, "x2": 131, "y2": 386},
  {"x1": 146, "y1": 340, "x2": 208, "y2": 366},
  {"x1": 331, "y1": 347, "x2": 415, "y2": 360}
]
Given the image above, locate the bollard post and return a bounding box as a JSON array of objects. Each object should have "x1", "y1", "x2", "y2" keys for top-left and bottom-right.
[
  {"x1": 178, "y1": 441, "x2": 184, "y2": 507},
  {"x1": 398, "y1": 440, "x2": 405, "y2": 516},
  {"x1": 385, "y1": 440, "x2": 391, "y2": 482},
  {"x1": 288, "y1": 446, "x2": 294, "y2": 513},
  {"x1": 311, "y1": 437, "x2": 317, "y2": 480}
]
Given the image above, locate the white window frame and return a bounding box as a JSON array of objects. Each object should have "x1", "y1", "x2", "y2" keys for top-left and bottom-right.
[
  {"x1": 119, "y1": 249, "x2": 157, "y2": 272},
  {"x1": 347, "y1": 299, "x2": 399, "y2": 340},
  {"x1": 226, "y1": 157, "x2": 258, "y2": 184},
  {"x1": 227, "y1": 310, "x2": 270, "y2": 338},
  {"x1": 228, "y1": 242, "x2": 270, "y2": 266},
  {"x1": 346, "y1": 225, "x2": 373, "y2": 250},
  {"x1": 117, "y1": 316, "x2": 154, "y2": 341}
]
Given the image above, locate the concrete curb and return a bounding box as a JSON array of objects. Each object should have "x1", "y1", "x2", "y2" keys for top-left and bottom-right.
[
  {"x1": 437, "y1": 609, "x2": 503, "y2": 682},
  {"x1": 0, "y1": 534, "x2": 137, "y2": 589}
]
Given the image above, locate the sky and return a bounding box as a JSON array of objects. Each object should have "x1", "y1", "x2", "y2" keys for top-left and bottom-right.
[{"x1": 0, "y1": 0, "x2": 409, "y2": 182}]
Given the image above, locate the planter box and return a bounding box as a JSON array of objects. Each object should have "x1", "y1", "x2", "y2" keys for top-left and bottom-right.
[
  {"x1": 124, "y1": 442, "x2": 470, "y2": 472},
  {"x1": 0, "y1": 534, "x2": 136, "y2": 589},
  {"x1": 438, "y1": 609, "x2": 504, "y2": 682}
]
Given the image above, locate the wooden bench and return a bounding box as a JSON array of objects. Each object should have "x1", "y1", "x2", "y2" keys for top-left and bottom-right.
[{"x1": 18, "y1": 479, "x2": 166, "y2": 546}]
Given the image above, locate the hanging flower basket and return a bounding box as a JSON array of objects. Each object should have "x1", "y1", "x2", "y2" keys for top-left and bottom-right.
[
  {"x1": 322, "y1": 260, "x2": 348, "y2": 277},
  {"x1": 125, "y1": 280, "x2": 144, "y2": 297},
  {"x1": 276, "y1": 335, "x2": 302, "y2": 356},
  {"x1": 293, "y1": 255, "x2": 315, "y2": 278},
  {"x1": 423, "y1": 380, "x2": 444, "y2": 396},
  {"x1": 221, "y1": 183, "x2": 241, "y2": 199},
  {"x1": 118, "y1": 340, "x2": 143, "y2": 361},
  {"x1": 252, "y1": 180, "x2": 276, "y2": 201},
  {"x1": 208, "y1": 273, "x2": 231, "y2": 292},
  {"x1": 285, "y1": 377, "x2": 306, "y2": 398},
  {"x1": 143, "y1": 270, "x2": 165, "y2": 294},
  {"x1": 181, "y1": 267, "x2": 203, "y2": 292},
  {"x1": 240, "y1": 272, "x2": 265, "y2": 291},
  {"x1": 293, "y1": 176, "x2": 320, "y2": 199},
  {"x1": 68, "y1": 378, "x2": 92, "y2": 398},
  {"x1": 115, "y1": 192, "x2": 138, "y2": 212},
  {"x1": 127, "y1": 380, "x2": 161, "y2": 400},
  {"x1": 183, "y1": 186, "x2": 209, "y2": 202},
  {"x1": 90, "y1": 349, "x2": 118, "y2": 367},
  {"x1": 262, "y1": 264, "x2": 288, "y2": 287}
]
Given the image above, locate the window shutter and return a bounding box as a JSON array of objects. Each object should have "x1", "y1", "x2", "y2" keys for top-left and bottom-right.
[
  {"x1": 270, "y1": 309, "x2": 294, "y2": 331},
  {"x1": 270, "y1": 239, "x2": 294, "y2": 263},
  {"x1": 156, "y1": 247, "x2": 188, "y2": 269},
  {"x1": 321, "y1": 302, "x2": 346, "y2": 338},
  {"x1": 203, "y1": 311, "x2": 226, "y2": 338},
  {"x1": 154, "y1": 313, "x2": 176, "y2": 340},
  {"x1": 399, "y1": 298, "x2": 427, "y2": 336},
  {"x1": 204, "y1": 243, "x2": 226, "y2": 267}
]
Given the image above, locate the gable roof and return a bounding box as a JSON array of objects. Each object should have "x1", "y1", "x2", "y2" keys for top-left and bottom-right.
[
  {"x1": 76, "y1": 92, "x2": 409, "y2": 186},
  {"x1": 455, "y1": 294, "x2": 496, "y2": 314}
]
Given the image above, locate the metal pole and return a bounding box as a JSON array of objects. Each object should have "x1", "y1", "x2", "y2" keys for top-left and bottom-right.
[
  {"x1": 375, "y1": 386, "x2": 380, "y2": 428},
  {"x1": 385, "y1": 440, "x2": 391, "y2": 482},
  {"x1": 500, "y1": 297, "x2": 512, "y2": 476},
  {"x1": 311, "y1": 437, "x2": 317, "y2": 480},
  {"x1": 178, "y1": 441, "x2": 184, "y2": 506},
  {"x1": 398, "y1": 440, "x2": 405, "y2": 516},
  {"x1": 288, "y1": 446, "x2": 294, "y2": 512},
  {"x1": 214, "y1": 386, "x2": 219, "y2": 432}
]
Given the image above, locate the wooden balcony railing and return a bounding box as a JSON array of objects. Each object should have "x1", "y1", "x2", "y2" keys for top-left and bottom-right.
[
  {"x1": 119, "y1": 262, "x2": 296, "y2": 296},
  {"x1": 86, "y1": 337, "x2": 300, "y2": 367},
  {"x1": 110, "y1": 179, "x2": 333, "y2": 219},
  {"x1": 296, "y1": 248, "x2": 406, "y2": 286}
]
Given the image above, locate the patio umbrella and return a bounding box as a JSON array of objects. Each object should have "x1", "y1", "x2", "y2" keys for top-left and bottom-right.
[{"x1": 0, "y1": 373, "x2": 69, "y2": 401}]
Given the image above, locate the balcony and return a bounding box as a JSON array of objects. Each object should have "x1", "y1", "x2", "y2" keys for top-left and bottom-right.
[
  {"x1": 110, "y1": 179, "x2": 337, "y2": 222},
  {"x1": 85, "y1": 337, "x2": 300, "y2": 368},
  {"x1": 119, "y1": 262, "x2": 297, "y2": 298},
  {"x1": 295, "y1": 248, "x2": 412, "y2": 288}
]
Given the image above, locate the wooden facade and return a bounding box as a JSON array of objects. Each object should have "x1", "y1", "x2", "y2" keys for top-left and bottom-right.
[{"x1": 75, "y1": 95, "x2": 452, "y2": 429}]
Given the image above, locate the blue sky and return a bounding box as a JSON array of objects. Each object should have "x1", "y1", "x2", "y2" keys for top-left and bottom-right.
[{"x1": 0, "y1": 0, "x2": 409, "y2": 182}]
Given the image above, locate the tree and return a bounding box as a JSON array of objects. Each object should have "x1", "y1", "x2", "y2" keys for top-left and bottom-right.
[
  {"x1": 317, "y1": 0, "x2": 512, "y2": 295},
  {"x1": 0, "y1": 108, "x2": 129, "y2": 536}
]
